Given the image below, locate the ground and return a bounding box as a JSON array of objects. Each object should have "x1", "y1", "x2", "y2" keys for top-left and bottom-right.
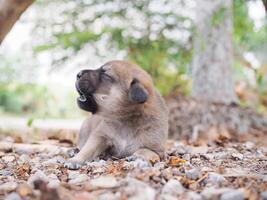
[{"x1": 0, "y1": 131, "x2": 267, "y2": 200}]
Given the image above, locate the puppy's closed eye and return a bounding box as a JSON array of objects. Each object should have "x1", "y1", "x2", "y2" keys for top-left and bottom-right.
[
  {"x1": 128, "y1": 79, "x2": 148, "y2": 104},
  {"x1": 100, "y1": 67, "x2": 114, "y2": 82}
]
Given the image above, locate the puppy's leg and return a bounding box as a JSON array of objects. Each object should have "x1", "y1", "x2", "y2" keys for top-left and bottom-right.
[
  {"x1": 64, "y1": 135, "x2": 106, "y2": 170},
  {"x1": 67, "y1": 116, "x2": 101, "y2": 158},
  {"x1": 133, "y1": 148, "x2": 161, "y2": 163}
]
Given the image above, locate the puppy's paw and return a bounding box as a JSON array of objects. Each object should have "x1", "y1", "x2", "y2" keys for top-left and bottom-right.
[
  {"x1": 133, "y1": 149, "x2": 160, "y2": 164},
  {"x1": 64, "y1": 159, "x2": 84, "y2": 170},
  {"x1": 67, "y1": 148, "x2": 80, "y2": 158}
]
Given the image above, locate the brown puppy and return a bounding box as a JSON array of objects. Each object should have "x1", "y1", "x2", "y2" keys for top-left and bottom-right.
[{"x1": 64, "y1": 60, "x2": 168, "y2": 169}]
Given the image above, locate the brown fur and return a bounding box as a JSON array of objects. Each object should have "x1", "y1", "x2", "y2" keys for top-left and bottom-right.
[{"x1": 64, "y1": 60, "x2": 168, "y2": 169}]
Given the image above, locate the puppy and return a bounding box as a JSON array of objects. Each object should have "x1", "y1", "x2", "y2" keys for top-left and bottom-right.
[{"x1": 64, "y1": 60, "x2": 168, "y2": 169}]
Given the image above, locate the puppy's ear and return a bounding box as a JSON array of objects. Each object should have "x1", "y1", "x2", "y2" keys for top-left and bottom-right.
[{"x1": 128, "y1": 79, "x2": 148, "y2": 104}]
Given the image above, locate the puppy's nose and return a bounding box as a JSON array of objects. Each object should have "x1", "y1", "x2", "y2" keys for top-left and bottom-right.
[{"x1": 77, "y1": 70, "x2": 85, "y2": 79}]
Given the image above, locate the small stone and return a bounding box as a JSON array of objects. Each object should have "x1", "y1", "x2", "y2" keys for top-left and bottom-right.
[
  {"x1": 68, "y1": 171, "x2": 80, "y2": 180},
  {"x1": 55, "y1": 156, "x2": 65, "y2": 164},
  {"x1": 182, "y1": 154, "x2": 191, "y2": 161},
  {"x1": 89, "y1": 176, "x2": 119, "y2": 189},
  {"x1": 19, "y1": 154, "x2": 30, "y2": 163},
  {"x1": 187, "y1": 191, "x2": 202, "y2": 200},
  {"x1": 231, "y1": 153, "x2": 244, "y2": 160},
  {"x1": 132, "y1": 158, "x2": 151, "y2": 168},
  {"x1": 74, "y1": 192, "x2": 95, "y2": 200},
  {"x1": 154, "y1": 162, "x2": 165, "y2": 170},
  {"x1": 0, "y1": 168, "x2": 13, "y2": 176},
  {"x1": 201, "y1": 187, "x2": 231, "y2": 200},
  {"x1": 47, "y1": 173, "x2": 59, "y2": 180},
  {"x1": 0, "y1": 182, "x2": 18, "y2": 192},
  {"x1": 174, "y1": 143, "x2": 188, "y2": 155},
  {"x1": 201, "y1": 154, "x2": 214, "y2": 160},
  {"x1": 48, "y1": 179, "x2": 61, "y2": 188},
  {"x1": 68, "y1": 174, "x2": 89, "y2": 185},
  {"x1": 47, "y1": 173, "x2": 60, "y2": 188},
  {"x1": 17, "y1": 183, "x2": 33, "y2": 197},
  {"x1": 204, "y1": 172, "x2": 226, "y2": 186},
  {"x1": 124, "y1": 178, "x2": 156, "y2": 200},
  {"x1": 97, "y1": 191, "x2": 118, "y2": 200},
  {"x1": 162, "y1": 179, "x2": 185, "y2": 196},
  {"x1": 260, "y1": 191, "x2": 267, "y2": 200},
  {"x1": 5, "y1": 192, "x2": 22, "y2": 200},
  {"x1": 185, "y1": 168, "x2": 200, "y2": 180},
  {"x1": 3, "y1": 136, "x2": 15, "y2": 143},
  {"x1": 27, "y1": 170, "x2": 48, "y2": 186},
  {"x1": 2, "y1": 155, "x2": 16, "y2": 162},
  {"x1": 214, "y1": 152, "x2": 228, "y2": 160},
  {"x1": 160, "y1": 194, "x2": 177, "y2": 200},
  {"x1": 43, "y1": 156, "x2": 64, "y2": 166},
  {"x1": 244, "y1": 141, "x2": 254, "y2": 149},
  {"x1": 220, "y1": 189, "x2": 244, "y2": 200}
]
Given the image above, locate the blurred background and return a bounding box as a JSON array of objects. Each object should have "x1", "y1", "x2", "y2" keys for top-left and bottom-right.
[{"x1": 0, "y1": 0, "x2": 266, "y2": 135}]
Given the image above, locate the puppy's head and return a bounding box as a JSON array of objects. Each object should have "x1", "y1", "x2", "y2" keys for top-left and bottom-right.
[{"x1": 76, "y1": 60, "x2": 154, "y2": 116}]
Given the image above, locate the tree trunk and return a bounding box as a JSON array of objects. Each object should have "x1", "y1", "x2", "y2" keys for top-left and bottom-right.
[
  {"x1": 191, "y1": 0, "x2": 237, "y2": 104},
  {"x1": 0, "y1": 0, "x2": 33, "y2": 44}
]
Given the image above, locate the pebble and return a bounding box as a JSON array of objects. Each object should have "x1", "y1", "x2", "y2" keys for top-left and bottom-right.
[
  {"x1": 47, "y1": 173, "x2": 60, "y2": 187},
  {"x1": 0, "y1": 169, "x2": 13, "y2": 176},
  {"x1": 174, "y1": 142, "x2": 188, "y2": 155},
  {"x1": 185, "y1": 168, "x2": 200, "y2": 180},
  {"x1": 201, "y1": 187, "x2": 231, "y2": 200},
  {"x1": 261, "y1": 191, "x2": 267, "y2": 200},
  {"x1": 17, "y1": 183, "x2": 33, "y2": 197},
  {"x1": 132, "y1": 158, "x2": 151, "y2": 168},
  {"x1": 68, "y1": 174, "x2": 89, "y2": 185},
  {"x1": 97, "y1": 191, "x2": 118, "y2": 200},
  {"x1": 124, "y1": 178, "x2": 156, "y2": 200},
  {"x1": 27, "y1": 170, "x2": 49, "y2": 186},
  {"x1": 204, "y1": 172, "x2": 226, "y2": 186},
  {"x1": 159, "y1": 194, "x2": 177, "y2": 200},
  {"x1": 214, "y1": 152, "x2": 229, "y2": 160},
  {"x1": 220, "y1": 189, "x2": 244, "y2": 200},
  {"x1": 244, "y1": 141, "x2": 254, "y2": 149},
  {"x1": 2, "y1": 155, "x2": 16, "y2": 162},
  {"x1": 89, "y1": 176, "x2": 119, "y2": 189},
  {"x1": 48, "y1": 179, "x2": 61, "y2": 188},
  {"x1": 42, "y1": 156, "x2": 64, "y2": 166},
  {"x1": 0, "y1": 182, "x2": 18, "y2": 192},
  {"x1": 68, "y1": 171, "x2": 80, "y2": 179},
  {"x1": 19, "y1": 154, "x2": 31, "y2": 163},
  {"x1": 5, "y1": 192, "x2": 22, "y2": 200},
  {"x1": 231, "y1": 153, "x2": 244, "y2": 160},
  {"x1": 162, "y1": 179, "x2": 185, "y2": 196},
  {"x1": 154, "y1": 162, "x2": 165, "y2": 170},
  {"x1": 187, "y1": 191, "x2": 202, "y2": 200}
]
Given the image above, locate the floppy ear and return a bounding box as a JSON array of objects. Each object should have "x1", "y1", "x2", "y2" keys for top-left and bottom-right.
[{"x1": 128, "y1": 79, "x2": 148, "y2": 104}]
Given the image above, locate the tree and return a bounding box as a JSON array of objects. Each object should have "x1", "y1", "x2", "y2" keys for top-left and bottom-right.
[
  {"x1": 0, "y1": 0, "x2": 33, "y2": 44},
  {"x1": 191, "y1": 0, "x2": 237, "y2": 104}
]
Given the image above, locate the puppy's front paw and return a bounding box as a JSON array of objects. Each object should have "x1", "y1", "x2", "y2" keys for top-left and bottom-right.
[
  {"x1": 64, "y1": 159, "x2": 84, "y2": 170},
  {"x1": 67, "y1": 148, "x2": 80, "y2": 158}
]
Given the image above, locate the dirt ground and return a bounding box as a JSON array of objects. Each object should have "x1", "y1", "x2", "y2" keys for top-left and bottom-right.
[{"x1": 0, "y1": 130, "x2": 266, "y2": 200}]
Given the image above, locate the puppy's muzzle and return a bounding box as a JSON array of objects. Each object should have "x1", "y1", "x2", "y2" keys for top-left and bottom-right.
[
  {"x1": 76, "y1": 69, "x2": 100, "y2": 113},
  {"x1": 76, "y1": 69, "x2": 100, "y2": 96}
]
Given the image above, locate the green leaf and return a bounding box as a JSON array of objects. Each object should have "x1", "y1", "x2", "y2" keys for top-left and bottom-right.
[{"x1": 27, "y1": 118, "x2": 34, "y2": 127}]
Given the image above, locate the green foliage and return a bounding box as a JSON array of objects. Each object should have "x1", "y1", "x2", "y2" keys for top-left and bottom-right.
[
  {"x1": 1, "y1": 0, "x2": 263, "y2": 117},
  {"x1": 233, "y1": 0, "x2": 267, "y2": 112},
  {"x1": 0, "y1": 83, "x2": 49, "y2": 114},
  {"x1": 33, "y1": 0, "x2": 193, "y2": 96},
  {"x1": 0, "y1": 82, "x2": 81, "y2": 118},
  {"x1": 211, "y1": 6, "x2": 227, "y2": 27},
  {"x1": 27, "y1": 118, "x2": 34, "y2": 127}
]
